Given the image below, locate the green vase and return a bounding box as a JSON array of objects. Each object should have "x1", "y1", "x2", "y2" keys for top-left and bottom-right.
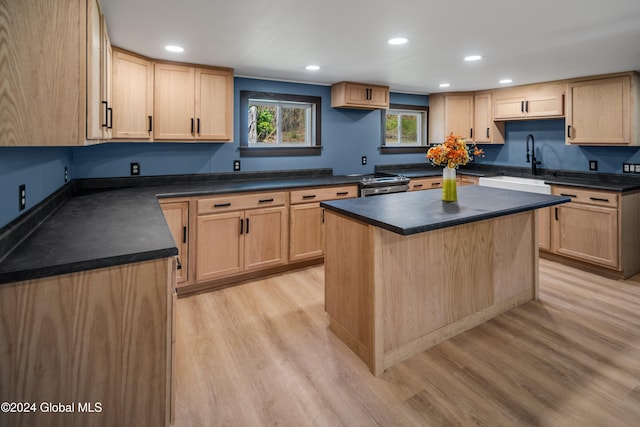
[{"x1": 442, "y1": 167, "x2": 457, "y2": 202}]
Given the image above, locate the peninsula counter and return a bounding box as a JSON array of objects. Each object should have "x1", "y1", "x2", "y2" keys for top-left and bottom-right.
[{"x1": 321, "y1": 186, "x2": 569, "y2": 375}]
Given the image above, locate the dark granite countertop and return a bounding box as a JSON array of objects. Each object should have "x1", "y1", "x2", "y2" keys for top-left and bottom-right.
[
  {"x1": 321, "y1": 186, "x2": 570, "y2": 236},
  {"x1": 377, "y1": 163, "x2": 640, "y2": 192},
  {"x1": 1, "y1": 164, "x2": 638, "y2": 285},
  {"x1": 0, "y1": 171, "x2": 363, "y2": 285}
]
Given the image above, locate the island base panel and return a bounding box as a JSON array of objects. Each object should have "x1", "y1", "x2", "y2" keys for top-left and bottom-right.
[{"x1": 324, "y1": 209, "x2": 538, "y2": 376}]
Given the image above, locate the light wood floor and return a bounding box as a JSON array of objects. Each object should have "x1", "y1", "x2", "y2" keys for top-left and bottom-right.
[{"x1": 174, "y1": 259, "x2": 640, "y2": 426}]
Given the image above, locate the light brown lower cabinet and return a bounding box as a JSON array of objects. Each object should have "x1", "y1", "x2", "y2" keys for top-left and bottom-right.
[
  {"x1": 546, "y1": 185, "x2": 640, "y2": 278},
  {"x1": 160, "y1": 199, "x2": 189, "y2": 285},
  {"x1": 551, "y1": 189, "x2": 619, "y2": 268},
  {"x1": 288, "y1": 185, "x2": 358, "y2": 262},
  {"x1": 289, "y1": 203, "x2": 324, "y2": 262},
  {"x1": 538, "y1": 206, "x2": 551, "y2": 251},
  {"x1": 0, "y1": 258, "x2": 175, "y2": 427},
  {"x1": 195, "y1": 192, "x2": 288, "y2": 282}
]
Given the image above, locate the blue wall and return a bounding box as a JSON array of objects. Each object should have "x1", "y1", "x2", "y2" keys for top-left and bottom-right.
[
  {"x1": 0, "y1": 147, "x2": 73, "y2": 228},
  {"x1": 2, "y1": 76, "x2": 640, "y2": 229},
  {"x1": 71, "y1": 78, "x2": 429, "y2": 178},
  {"x1": 478, "y1": 119, "x2": 640, "y2": 174}
]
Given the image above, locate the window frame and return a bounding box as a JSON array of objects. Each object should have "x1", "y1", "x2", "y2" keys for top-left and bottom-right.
[
  {"x1": 380, "y1": 103, "x2": 429, "y2": 154},
  {"x1": 240, "y1": 91, "x2": 322, "y2": 157}
]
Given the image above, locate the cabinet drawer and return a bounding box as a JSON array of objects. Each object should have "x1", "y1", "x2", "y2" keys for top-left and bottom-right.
[
  {"x1": 290, "y1": 185, "x2": 357, "y2": 204},
  {"x1": 552, "y1": 186, "x2": 618, "y2": 208},
  {"x1": 197, "y1": 192, "x2": 287, "y2": 214},
  {"x1": 409, "y1": 177, "x2": 443, "y2": 191}
]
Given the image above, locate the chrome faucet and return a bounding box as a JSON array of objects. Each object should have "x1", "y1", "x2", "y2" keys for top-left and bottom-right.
[{"x1": 526, "y1": 134, "x2": 541, "y2": 175}]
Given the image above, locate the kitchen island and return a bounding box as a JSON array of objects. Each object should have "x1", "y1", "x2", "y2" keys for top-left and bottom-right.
[{"x1": 321, "y1": 186, "x2": 569, "y2": 375}]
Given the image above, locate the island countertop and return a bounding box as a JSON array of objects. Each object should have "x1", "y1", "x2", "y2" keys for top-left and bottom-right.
[{"x1": 320, "y1": 186, "x2": 570, "y2": 236}]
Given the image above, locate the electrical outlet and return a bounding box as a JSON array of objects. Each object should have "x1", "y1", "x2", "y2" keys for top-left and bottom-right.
[
  {"x1": 130, "y1": 162, "x2": 140, "y2": 176},
  {"x1": 623, "y1": 163, "x2": 632, "y2": 173},
  {"x1": 233, "y1": 160, "x2": 241, "y2": 171},
  {"x1": 361, "y1": 156, "x2": 367, "y2": 166},
  {"x1": 635, "y1": 164, "x2": 640, "y2": 174},
  {"x1": 589, "y1": 160, "x2": 598, "y2": 171},
  {"x1": 18, "y1": 184, "x2": 26, "y2": 211},
  {"x1": 64, "y1": 166, "x2": 69, "y2": 183}
]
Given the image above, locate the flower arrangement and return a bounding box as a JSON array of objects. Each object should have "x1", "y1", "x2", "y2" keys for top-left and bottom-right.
[{"x1": 426, "y1": 133, "x2": 485, "y2": 168}]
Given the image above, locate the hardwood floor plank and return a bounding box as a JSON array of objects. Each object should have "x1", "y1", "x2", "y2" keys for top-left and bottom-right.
[{"x1": 173, "y1": 260, "x2": 640, "y2": 426}]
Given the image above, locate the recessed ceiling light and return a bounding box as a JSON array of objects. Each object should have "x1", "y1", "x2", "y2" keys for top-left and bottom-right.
[
  {"x1": 499, "y1": 79, "x2": 513, "y2": 84},
  {"x1": 305, "y1": 65, "x2": 320, "y2": 71},
  {"x1": 388, "y1": 37, "x2": 409, "y2": 45},
  {"x1": 165, "y1": 45, "x2": 184, "y2": 53},
  {"x1": 439, "y1": 83, "x2": 451, "y2": 88},
  {"x1": 464, "y1": 55, "x2": 482, "y2": 61}
]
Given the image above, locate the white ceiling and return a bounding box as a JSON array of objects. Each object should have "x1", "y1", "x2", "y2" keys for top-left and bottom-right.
[{"x1": 101, "y1": 0, "x2": 640, "y2": 94}]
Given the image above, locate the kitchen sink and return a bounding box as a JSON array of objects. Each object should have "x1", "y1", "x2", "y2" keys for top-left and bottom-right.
[{"x1": 478, "y1": 175, "x2": 551, "y2": 194}]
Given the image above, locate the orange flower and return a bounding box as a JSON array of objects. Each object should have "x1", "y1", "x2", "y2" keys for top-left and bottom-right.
[{"x1": 427, "y1": 133, "x2": 484, "y2": 168}]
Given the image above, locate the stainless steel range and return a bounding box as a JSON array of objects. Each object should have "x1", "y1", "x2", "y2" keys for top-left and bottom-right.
[{"x1": 358, "y1": 173, "x2": 410, "y2": 197}]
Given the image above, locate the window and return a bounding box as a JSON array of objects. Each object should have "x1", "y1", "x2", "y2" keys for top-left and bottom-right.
[
  {"x1": 240, "y1": 91, "x2": 321, "y2": 156},
  {"x1": 381, "y1": 104, "x2": 428, "y2": 154}
]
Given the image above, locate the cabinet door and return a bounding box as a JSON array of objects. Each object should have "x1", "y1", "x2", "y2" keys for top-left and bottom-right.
[
  {"x1": 289, "y1": 203, "x2": 324, "y2": 262},
  {"x1": 473, "y1": 94, "x2": 492, "y2": 143},
  {"x1": 101, "y1": 17, "x2": 112, "y2": 140},
  {"x1": 368, "y1": 86, "x2": 390, "y2": 108},
  {"x1": 161, "y1": 201, "x2": 189, "y2": 285},
  {"x1": 525, "y1": 94, "x2": 563, "y2": 118},
  {"x1": 87, "y1": 0, "x2": 104, "y2": 140},
  {"x1": 494, "y1": 98, "x2": 525, "y2": 120},
  {"x1": 344, "y1": 83, "x2": 369, "y2": 105},
  {"x1": 552, "y1": 204, "x2": 618, "y2": 268},
  {"x1": 445, "y1": 95, "x2": 474, "y2": 140},
  {"x1": 244, "y1": 207, "x2": 287, "y2": 271},
  {"x1": 196, "y1": 211, "x2": 244, "y2": 282},
  {"x1": 538, "y1": 206, "x2": 551, "y2": 251},
  {"x1": 195, "y1": 67, "x2": 233, "y2": 141},
  {"x1": 154, "y1": 63, "x2": 195, "y2": 140},
  {"x1": 566, "y1": 77, "x2": 630, "y2": 145},
  {"x1": 112, "y1": 49, "x2": 153, "y2": 139}
]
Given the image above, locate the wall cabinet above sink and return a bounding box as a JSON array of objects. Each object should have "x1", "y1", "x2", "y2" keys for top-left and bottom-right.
[{"x1": 492, "y1": 83, "x2": 565, "y2": 121}]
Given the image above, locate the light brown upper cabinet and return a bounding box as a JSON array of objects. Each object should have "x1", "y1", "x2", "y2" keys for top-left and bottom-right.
[
  {"x1": 493, "y1": 83, "x2": 564, "y2": 120},
  {"x1": 428, "y1": 94, "x2": 472, "y2": 144},
  {"x1": 429, "y1": 93, "x2": 504, "y2": 144},
  {"x1": 1, "y1": 0, "x2": 104, "y2": 146},
  {"x1": 331, "y1": 82, "x2": 390, "y2": 109},
  {"x1": 445, "y1": 95, "x2": 474, "y2": 141},
  {"x1": 566, "y1": 73, "x2": 640, "y2": 146},
  {"x1": 473, "y1": 93, "x2": 505, "y2": 144},
  {"x1": 87, "y1": 0, "x2": 112, "y2": 141},
  {"x1": 111, "y1": 48, "x2": 154, "y2": 140},
  {"x1": 154, "y1": 63, "x2": 234, "y2": 141}
]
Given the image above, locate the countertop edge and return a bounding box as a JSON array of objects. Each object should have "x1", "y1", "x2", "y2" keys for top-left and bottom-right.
[{"x1": 0, "y1": 248, "x2": 178, "y2": 285}]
